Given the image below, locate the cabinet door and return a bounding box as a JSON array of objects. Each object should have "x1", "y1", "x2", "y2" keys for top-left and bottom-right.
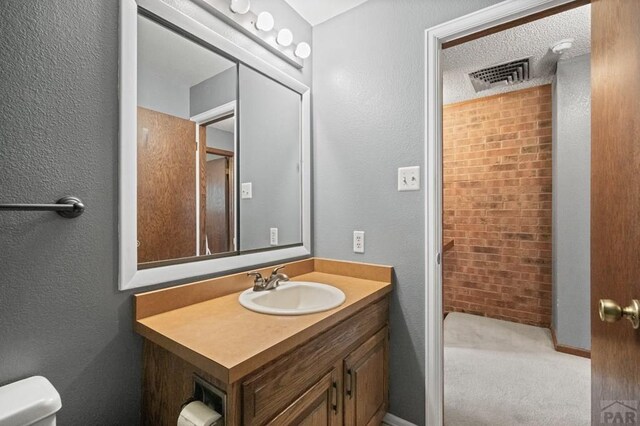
[
  {"x1": 268, "y1": 367, "x2": 341, "y2": 426},
  {"x1": 242, "y1": 298, "x2": 389, "y2": 426},
  {"x1": 344, "y1": 327, "x2": 388, "y2": 426}
]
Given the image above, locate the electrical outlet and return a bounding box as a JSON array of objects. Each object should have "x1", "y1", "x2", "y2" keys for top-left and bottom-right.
[
  {"x1": 270, "y1": 227, "x2": 278, "y2": 246},
  {"x1": 398, "y1": 166, "x2": 420, "y2": 191},
  {"x1": 353, "y1": 231, "x2": 365, "y2": 254},
  {"x1": 241, "y1": 182, "x2": 252, "y2": 199}
]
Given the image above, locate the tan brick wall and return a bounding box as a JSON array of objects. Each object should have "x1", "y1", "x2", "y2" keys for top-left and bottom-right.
[{"x1": 443, "y1": 85, "x2": 552, "y2": 327}]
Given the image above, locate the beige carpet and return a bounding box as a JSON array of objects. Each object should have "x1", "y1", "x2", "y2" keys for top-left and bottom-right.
[{"x1": 444, "y1": 313, "x2": 590, "y2": 426}]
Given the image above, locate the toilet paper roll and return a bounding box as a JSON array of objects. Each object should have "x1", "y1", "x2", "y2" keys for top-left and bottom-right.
[{"x1": 177, "y1": 401, "x2": 222, "y2": 426}]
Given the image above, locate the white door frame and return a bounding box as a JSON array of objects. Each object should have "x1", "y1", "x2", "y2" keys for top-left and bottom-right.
[
  {"x1": 191, "y1": 100, "x2": 238, "y2": 256},
  {"x1": 424, "y1": 0, "x2": 581, "y2": 424}
]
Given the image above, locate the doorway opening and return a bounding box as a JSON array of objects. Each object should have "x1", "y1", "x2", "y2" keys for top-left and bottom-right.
[
  {"x1": 425, "y1": 1, "x2": 593, "y2": 424},
  {"x1": 195, "y1": 107, "x2": 237, "y2": 257}
]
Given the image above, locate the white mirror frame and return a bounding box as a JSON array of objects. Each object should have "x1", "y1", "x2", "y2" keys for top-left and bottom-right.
[{"x1": 119, "y1": 0, "x2": 311, "y2": 290}]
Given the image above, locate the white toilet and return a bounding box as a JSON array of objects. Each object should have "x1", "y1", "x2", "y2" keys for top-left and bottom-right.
[{"x1": 0, "y1": 376, "x2": 61, "y2": 426}]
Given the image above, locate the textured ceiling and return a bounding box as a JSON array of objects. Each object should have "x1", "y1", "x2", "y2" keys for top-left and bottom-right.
[
  {"x1": 443, "y1": 4, "x2": 590, "y2": 104},
  {"x1": 283, "y1": 0, "x2": 370, "y2": 26}
]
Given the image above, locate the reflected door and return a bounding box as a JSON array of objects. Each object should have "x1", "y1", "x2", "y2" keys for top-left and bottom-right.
[
  {"x1": 137, "y1": 107, "x2": 196, "y2": 263},
  {"x1": 206, "y1": 157, "x2": 231, "y2": 254}
]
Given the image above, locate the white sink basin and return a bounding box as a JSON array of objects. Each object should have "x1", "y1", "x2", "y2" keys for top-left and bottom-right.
[{"x1": 238, "y1": 281, "x2": 346, "y2": 315}]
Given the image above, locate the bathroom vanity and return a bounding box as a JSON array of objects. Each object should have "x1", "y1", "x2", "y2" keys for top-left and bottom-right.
[
  {"x1": 134, "y1": 258, "x2": 392, "y2": 425},
  {"x1": 121, "y1": 3, "x2": 390, "y2": 424}
]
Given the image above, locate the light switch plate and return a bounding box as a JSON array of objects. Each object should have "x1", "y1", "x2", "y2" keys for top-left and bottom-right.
[
  {"x1": 398, "y1": 166, "x2": 420, "y2": 191},
  {"x1": 241, "y1": 182, "x2": 252, "y2": 199},
  {"x1": 270, "y1": 228, "x2": 278, "y2": 246}
]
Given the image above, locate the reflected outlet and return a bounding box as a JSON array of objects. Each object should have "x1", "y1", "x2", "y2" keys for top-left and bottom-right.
[{"x1": 241, "y1": 182, "x2": 252, "y2": 199}]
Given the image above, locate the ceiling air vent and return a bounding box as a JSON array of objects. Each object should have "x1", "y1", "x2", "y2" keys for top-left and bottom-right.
[{"x1": 468, "y1": 57, "x2": 531, "y2": 92}]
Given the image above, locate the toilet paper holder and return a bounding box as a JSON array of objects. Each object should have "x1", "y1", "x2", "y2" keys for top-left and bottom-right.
[{"x1": 188, "y1": 375, "x2": 227, "y2": 424}]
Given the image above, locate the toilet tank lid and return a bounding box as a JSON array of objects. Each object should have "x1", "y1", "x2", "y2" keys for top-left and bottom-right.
[{"x1": 0, "y1": 376, "x2": 61, "y2": 426}]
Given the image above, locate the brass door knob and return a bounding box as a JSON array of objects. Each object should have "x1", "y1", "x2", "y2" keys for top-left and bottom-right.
[{"x1": 599, "y1": 299, "x2": 640, "y2": 329}]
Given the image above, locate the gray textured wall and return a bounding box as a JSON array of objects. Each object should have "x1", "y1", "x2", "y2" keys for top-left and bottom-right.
[
  {"x1": 137, "y1": 14, "x2": 192, "y2": 120},
  {"x1": 190, "y1": 67, "x2": 238, "y2": 117},
  {"x1": 312, "y1": 0, "x2": 502, "y2": 424},
  {"x1": 206, "y1": 126, "x2": 235, "y2": 151},
  {"x1": 552, "y1": 54, "x2": 591, "y2": 350},
  {"x1": 0, "y1": 0, "x2": 310, "y2": 424},
  {"x1": 0, "y1": 0, "x2": 140, "y2": 424},
  {"x1": 239, "y1": 65, "x2": 302, "y2": 251},
  {"x1": 138, "y1": 66, "x2": 191, "y2": 118}
]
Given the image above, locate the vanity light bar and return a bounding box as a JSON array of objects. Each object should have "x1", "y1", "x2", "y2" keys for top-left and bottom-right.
[
  {"x1": 191, "y1": 0, "x2": 310, "y2": 69},
  {"x1": 231, "y1": 1, "x2": 311, "y2": 59}
]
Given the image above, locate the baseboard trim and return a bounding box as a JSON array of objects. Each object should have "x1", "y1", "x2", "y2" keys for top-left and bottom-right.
[
  {"x1": 383, "y1": 413, "x2": 418, "y2": 426},
  {"x1": 550, "y1": 327, "x2": 591, "y2": 359}
]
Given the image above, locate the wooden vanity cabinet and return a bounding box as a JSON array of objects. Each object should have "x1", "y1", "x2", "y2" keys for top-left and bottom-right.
[
  {"x1": 141, "y1": 296, "x2": 389, "y2": 426},
  {"x1": 267, "y1": 327, "x2": 389, "y2": 426}
]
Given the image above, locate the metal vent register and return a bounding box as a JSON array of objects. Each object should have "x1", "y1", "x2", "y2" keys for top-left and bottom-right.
[{"x1": 469, "y1": 57, "x2": 531, "y2": 92}]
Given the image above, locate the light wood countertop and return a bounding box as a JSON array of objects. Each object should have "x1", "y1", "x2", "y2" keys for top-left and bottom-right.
[{"x1": 134, "y1": 259, "x2": 392, "y2": 384}]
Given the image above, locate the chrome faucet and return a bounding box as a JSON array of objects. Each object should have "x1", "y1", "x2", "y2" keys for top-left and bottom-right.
[{"x1": 247, "y1": 265, "x2": 289, "y2": 292}]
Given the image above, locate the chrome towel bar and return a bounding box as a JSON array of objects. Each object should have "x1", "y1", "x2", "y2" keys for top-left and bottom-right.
[{"x1": 0, "y1": 196, "x2": 85, "y2": 218}]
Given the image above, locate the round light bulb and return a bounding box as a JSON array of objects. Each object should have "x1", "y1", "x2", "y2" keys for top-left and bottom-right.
[
  {"x1": 294, "y1": 42, "x2": 311, "y2": 59},
  {"x1": 255, "y1": 12, "x2": 274, "y2": 31},
  {"x1": 230, "y1": 0, "x2": 250, "y2": 14},
  {"x1": 276, "y1": 28, "x2": 293, "y2": 47}
]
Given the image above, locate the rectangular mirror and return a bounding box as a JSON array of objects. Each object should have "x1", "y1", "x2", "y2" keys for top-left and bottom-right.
[
  {"x1": 238, "y1": 65, "x2": 302, "y2": 252},
  {"x1": 119, "y1": 0, "x2": 310, "y2": 289}
]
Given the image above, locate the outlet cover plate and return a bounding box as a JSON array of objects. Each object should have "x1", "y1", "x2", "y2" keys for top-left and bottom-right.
[
  {"x1": 353, "y1": 231, "x2": 365, "y2": 253},
  {"x1": 241, "y1": 182, "x2": 252, "y2": 199}
]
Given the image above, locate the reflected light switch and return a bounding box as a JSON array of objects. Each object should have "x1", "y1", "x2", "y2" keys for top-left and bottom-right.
[{"x1": 241, "y1": 182, "x2": 252, "y2": 199}]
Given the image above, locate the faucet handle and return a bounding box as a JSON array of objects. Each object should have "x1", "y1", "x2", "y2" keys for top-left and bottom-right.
[
  {"x1": 271, "y1": 265, "x2": 286, "y2": 276},
  {"x1": 247, "y1": 271, "x2": 263, "y2": 281}
]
